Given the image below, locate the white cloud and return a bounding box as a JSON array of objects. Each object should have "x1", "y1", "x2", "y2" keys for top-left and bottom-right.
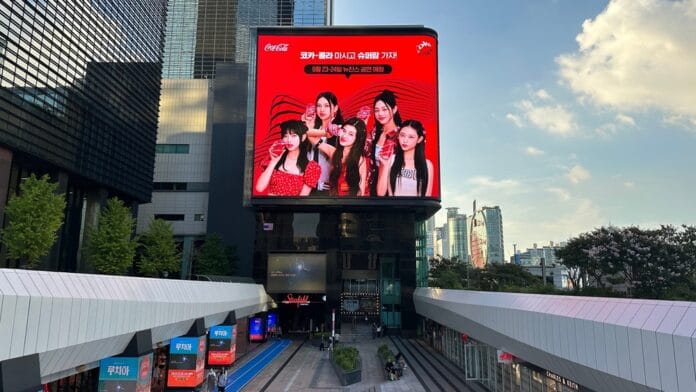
[
  {"x1": 595, "y1": 123, "x2": 618, "y2": 138},
  {"x1": 546, "y1": 187, "x2": 571, "y2": 201},
  {"x1": 616, "y1": 114, "x2": 635, "y2": 126},
  {"x1": 624, "y1": 181, "x2": 635, "y2": 189},
  {"x1": 535, "y1": 89, "x2": 552, "y2": 100},
  {"x1": 525, "y1": 146, "x2": 545, "y2": 156},
  {"x1": 506, "y1": 113, "x2": 524, "y2": 128},
  {"x1": 567, "y1": 164, "x2": 591, "y2": 184},
  {"x1": 468, "y1": 176, "x2": 520, "y2": 190},
  {"x1": 517, "y1": 100, "x2": 577, "y2": 136},
  {"x1": 557, "y1": 0, "x2": 696, "y2": 127},
  {"x1": 538, "y1": 199, "x2": 603, "y2": 240}
]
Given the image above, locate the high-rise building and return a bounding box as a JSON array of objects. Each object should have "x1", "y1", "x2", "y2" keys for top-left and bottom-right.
[
  {"x1": 446, "y1": 207, "x2": 469, "y2": 262},
  {"x1": 0, "y1": 1, "x2": 167, "y2": 270},
  {"x1": 137, "y1": 0, "x2": 332, "y2": 276},
  {"x1": 425, "y1": 215, "x2": 436, "y2": 258},
  {"x1": 470, "y1": 202, "x2": 504, "y2": 268}
]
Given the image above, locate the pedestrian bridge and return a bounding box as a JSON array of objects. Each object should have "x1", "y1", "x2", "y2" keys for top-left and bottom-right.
[{"x1": 414, "y1": 287, "x2": 696, "y2": 392}]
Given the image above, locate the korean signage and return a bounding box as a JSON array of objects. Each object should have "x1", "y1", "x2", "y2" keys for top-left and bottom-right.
[
  {"x1": 251, "y1": 27, "x2": 439, "y2": 203},
  {"x1": 207, "y1": 325, "x2": 237, "y2": 366},
  {"x1": 167, "y1": 336, "x2": 206, "y2": 388},
  {"x1": 98, "y1": 354, "x2": 152, "y2": 392}
]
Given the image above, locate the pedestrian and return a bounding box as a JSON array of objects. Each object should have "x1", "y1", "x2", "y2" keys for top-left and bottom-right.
[
  {"x1": 372, "y1": 322, "x2": 377, "y2": 339},
  {"x1": 376, "y1": 324, "x2": 382, "y2": 337},
  {"x1": 319, "y1": 339, "x2": 325, "y2": 351},
  {"x1": 217, "y1": 369, "x2": 227, "y2": 392},
  {"x1": 206, "y1": 368, "x2": 217, "y2": 392}
]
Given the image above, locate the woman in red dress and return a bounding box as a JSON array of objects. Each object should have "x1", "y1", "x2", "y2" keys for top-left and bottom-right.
[
  {"x1": 311, "y1": 117, "x2": 368, "y2": 196},
  {"x1": 255, "y1": 120, "x2": 321, "y2": 196}
]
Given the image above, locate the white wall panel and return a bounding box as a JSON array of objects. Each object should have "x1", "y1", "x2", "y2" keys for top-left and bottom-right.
[
  {"x1": 0, "y1": 269, "x2": 269, "y2": 382},
  {"x1": 414, "y1": 288, "x2": 691, "y2": 392}
]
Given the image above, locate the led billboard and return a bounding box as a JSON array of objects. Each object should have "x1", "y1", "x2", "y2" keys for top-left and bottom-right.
[
  {"x1": 207, "y1": 325, "x2": 237, "y2": 366},
  {"x1": 251, "y1": 27, "x2": 439, "y2": 203},
  {"x1": 167, "y1": 336, "x2": 206, "y2": 388},
  {"x1": 266, "y1": 253, "x2": 327, "y2": 293}
]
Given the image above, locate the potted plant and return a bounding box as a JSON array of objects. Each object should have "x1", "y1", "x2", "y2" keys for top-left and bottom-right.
[
  {"x1": 377, "y1": 344, "x2": 396, "y2": 380},
  {"x1": 330, "y1": 346, "x2": 362, "y2": 385}
]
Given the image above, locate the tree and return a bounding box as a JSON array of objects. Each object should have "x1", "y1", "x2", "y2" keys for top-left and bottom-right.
[
  {"x1": 428, "y1": 257, "x2": 469, "y2": 289},
  {"x1": 1, "y1": 174, "x2": 65, "y2": 268},
  {"x1": 194, "y1": 233, "x2": 236, "y2": 276},
  {"x1": 84, "y1": 197, "x2": 137, "y2": 275},
  {"x1": 137, "y1": 219, "x2": 181, "y2": 277}
]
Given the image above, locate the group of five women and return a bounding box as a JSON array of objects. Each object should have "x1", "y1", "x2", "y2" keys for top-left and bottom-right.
[{"x1": 255, "y1": 90, "x2": 433, "y2": 198}]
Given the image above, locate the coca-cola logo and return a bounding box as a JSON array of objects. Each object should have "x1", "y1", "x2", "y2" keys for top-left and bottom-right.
[
  {"x1": 416, "y1": 40, "x2": 432, "y2": 56},
  {"x1": 264, "y1": 43, "x2": 289, "y2": 52}
]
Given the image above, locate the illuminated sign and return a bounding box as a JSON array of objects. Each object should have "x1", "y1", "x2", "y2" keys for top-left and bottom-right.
[
  {"x1": 207, "y1": 325, "x2": 237, "y2": 366},
  {"x1": 251, "y1": 27, "x2": 439, "y2": 203},
  {"x1": 98, "y1": 354, "x2": 152, "y2": 392},
  {"x1": 167, "y1": 336, "x2": 206, "y2": 388},
  {"x1": 249, "y1": 317, "x2": 265, "y2": 342},
  {"x1": 282, "y1": 294, "x2": 310, "y2": 305},
  {"x1": 496, "y1": 350, "x2": 516, "y2": 364},
  {"x1": 267, "y1": 253, "x2": 326, "y2": 293}
]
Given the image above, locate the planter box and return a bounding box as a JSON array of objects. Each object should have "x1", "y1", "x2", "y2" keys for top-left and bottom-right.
[{"x1": 330, "y1": 357, "x2": 362, "y2": 386}]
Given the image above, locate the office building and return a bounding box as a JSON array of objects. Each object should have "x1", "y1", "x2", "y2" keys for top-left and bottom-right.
[
  {"x1": 425, "y1": 215, "x2": 435, "y2": 258},
  {"x1": 136, "y1": 0, "x2": 332, "y2": 277},
  {"x1": 0, "y1": 1, "x2": 167, "y2": 270},
  {"x1": 446, "y1": 207, "x2": 469, "y2": 262},
  {"x1": 470, "y1": 202, "x2": 504, "y2": 268}
]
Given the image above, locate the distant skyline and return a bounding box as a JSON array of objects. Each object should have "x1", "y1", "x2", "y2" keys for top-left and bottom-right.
[{"x1": 334, "y1": 0, "x2": 696, "y2": 257}]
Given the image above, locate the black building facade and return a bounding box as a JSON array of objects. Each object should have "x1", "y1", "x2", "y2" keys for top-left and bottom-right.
[{"x1": 0, "y1": 1, "x2": 167, "y2": 270}]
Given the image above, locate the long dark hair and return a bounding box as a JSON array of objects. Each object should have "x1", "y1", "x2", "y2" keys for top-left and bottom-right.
[
  {"x1": 274, "y1": 120, "x2": 310, "y2": 172},
  {"x1": 329, "y1": 117, "x2": 367, "y2": 196},
  {"x1": 389, "y1": 120, "x2": 428, "y2": 197},
  {"x1": 369, "y1": 90, "x2": 402, "y2": 196},
  {"x1": 313, "y1": 91, "x2": 344, "y2": 129}
]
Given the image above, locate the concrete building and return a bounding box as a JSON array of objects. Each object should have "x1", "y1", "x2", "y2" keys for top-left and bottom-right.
[
  {"x1": 136, "y1": 0, "x2": 332, "y2": 277},
  {"x1": 0, "y1": 1, "x2": 166, "y2": 271},
  {"x1": 470, "y1": 203, "x2": 504, "y2": 268}
]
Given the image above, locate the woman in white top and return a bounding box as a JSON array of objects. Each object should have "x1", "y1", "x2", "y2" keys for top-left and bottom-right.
[{"x1": 377, "y1": 120, "x2": 433, "y2": 197}]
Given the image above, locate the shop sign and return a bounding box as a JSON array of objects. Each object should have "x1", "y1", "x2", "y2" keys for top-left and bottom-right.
[
  {"x1": 545, "y1": 370, "x2": 579, "y2": 390},
  {"x1": 167, "y1": 336, "x2": 206, "y2": 388},
  {"x1": 282, "y1": 293, "x2": 310, "y2": 305},
  {"x1": 496, "y1": 350, "x2": 515, "y2": 364}
]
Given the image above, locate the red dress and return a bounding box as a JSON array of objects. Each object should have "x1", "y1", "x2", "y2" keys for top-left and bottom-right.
[{"x1": 268, "y1": 161, "x2": 321, "y2": 196}]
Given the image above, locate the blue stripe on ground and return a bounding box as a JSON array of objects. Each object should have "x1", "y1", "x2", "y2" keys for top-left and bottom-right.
[{"x1": 225, "y1": 339, "x2": 290, "y2": 392}]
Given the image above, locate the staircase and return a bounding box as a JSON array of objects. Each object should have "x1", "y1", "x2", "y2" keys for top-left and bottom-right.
[{"x1": 337, "y1": 322, "x2": 374, "y2": 343}]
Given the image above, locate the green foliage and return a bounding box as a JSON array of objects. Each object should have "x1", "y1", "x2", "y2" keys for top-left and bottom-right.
[
  {"x1": 377, "y1": 344, "x2": 395, "y2": 363},
  {"x1": 428, "y1": 257, "x2": 468, "y2": 289},
  {"x1": 333, "y1": 346, "x2": 360, "y2": 371},
  {"x1": 194, "y1": 233, "x2": 237, "y2": 276},
  {"x1": 470, "y1": 263, "x2": 542, "y2": 291},
  {"x1": 1, "y1": 174, "x2": 65, "y2": 268},
  {"x1": 557, "y1": 225, "x2": 696, "y2": 299},
  {"x1": 137, "y1": 219, "x2": 181, "y2": 277},
  {"x1": 84, "y1": 197, "x2": 137, "y2": 275}
]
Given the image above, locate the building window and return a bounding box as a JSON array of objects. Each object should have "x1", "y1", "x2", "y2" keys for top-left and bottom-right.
[
  {"x1": 155, "y1": 144, "x2": 189, "y2": 153},
  {"x1": 154, "y1": 214, "x2": 185, "y2": 221},
  {"x1": 153, "y1": 182, "x2": 188, "y2": 191},
  {"x1": 194, "y1": 214, "x2": 205, "y2": 221}
]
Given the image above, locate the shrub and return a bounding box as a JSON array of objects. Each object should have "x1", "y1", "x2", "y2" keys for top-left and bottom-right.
[
  {"x1": 378, "y1": 344, "x2": 395, "y2": 363},
  {"x1": 333, "y1": 346, "x2": 359, "y2": 371}
]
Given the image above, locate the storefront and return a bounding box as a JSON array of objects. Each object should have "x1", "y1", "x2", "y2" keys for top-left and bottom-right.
[
  {"x1": 255, "y1": 211, "x2": 421, "y2": 334},
  {"x1": 420, "y1": 318, "x2": 590, "y2": 392}
]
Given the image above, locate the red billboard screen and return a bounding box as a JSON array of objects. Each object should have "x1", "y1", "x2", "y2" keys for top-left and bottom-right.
[{"x1": 251, "y1": 28, "x2": 439, "y2": 202}]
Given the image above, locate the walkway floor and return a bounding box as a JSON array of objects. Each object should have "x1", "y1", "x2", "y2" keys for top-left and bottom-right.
[{"x1": 242, "y1": 336, "x2": 426, "y2": 392}]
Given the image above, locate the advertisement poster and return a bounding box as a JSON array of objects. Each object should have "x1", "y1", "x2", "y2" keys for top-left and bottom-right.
[
  {"x1": 252, "y1": 28, "x2": 439, "y2": 202},
  {"x1": 249, "y1": 317, "x2": 265, "y2": 342},
  {"x1": 266, "y1": 253, "x2": 326, "y2": 293},
  {"x1": 167, "y1": 336, "x2": 206, "y2": 388},
  {"x1": 98, "y1": 354, "x2": 152, "y2": 392},
  {"x1": 207, "y1": 325, "x2": 237, "y2": 366}
]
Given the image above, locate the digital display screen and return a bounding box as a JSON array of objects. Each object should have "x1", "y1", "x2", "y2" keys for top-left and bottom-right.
[
  {"x1": 251, "y1": 28, "x2": 439, "y2": 203},
  {"x1": 266, "y1": 253, "x2": 326, "y2": 293},
  {"x1": 167, "y1": 336, "x2": 205, "y2": 388},
  {"x1": 249, "y1": 317, "x2": 265, "y2": 342},
  {"x1": 207, "y1": 325, "x2": 237, "y2": 366}
]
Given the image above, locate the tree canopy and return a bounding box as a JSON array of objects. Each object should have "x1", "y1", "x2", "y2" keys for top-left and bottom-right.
[
  {"x1": 137, "y1": 219, "x2": 181, "y2": 277},
  {"x1": 557, "y1": 225, "x2": 696, "y2": 300},
  {"x1": 84, "y1": 197, "x2": 137, "y2": 275},
  {"x1": 194, "y1": 233, "x2": 237, "y2": 276},
  {"x1": 1, "y1": 174, "x2": 65, "y2": 268}
]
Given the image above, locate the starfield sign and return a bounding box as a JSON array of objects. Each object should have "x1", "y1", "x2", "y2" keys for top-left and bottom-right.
[
  {"x1": 251, "y1": 27, "x2": 439, "y2": 204},
  {"x1": 207, "y1": 325, "x2": 237, "y2": 366}
]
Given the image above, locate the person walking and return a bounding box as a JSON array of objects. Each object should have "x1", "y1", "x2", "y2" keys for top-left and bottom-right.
[{"x1": 217, "y1": 369, "x2": 228, "y2": 392}]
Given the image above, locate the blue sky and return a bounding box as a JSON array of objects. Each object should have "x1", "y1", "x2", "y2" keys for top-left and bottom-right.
[{"x1": 334, "y1": 0, "x2": 696, "y2": 257}]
